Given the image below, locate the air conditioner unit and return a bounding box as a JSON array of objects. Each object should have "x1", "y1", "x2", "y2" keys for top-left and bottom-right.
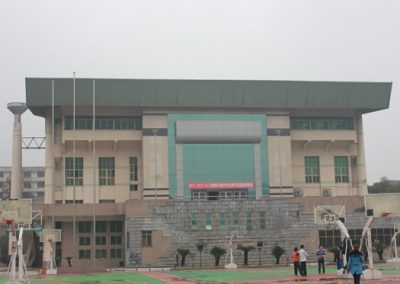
[
  {"x1": 322, "y1": 188, "x2": 332, "y2": 197},
  {"x1": 293, "y1": 188, "x2": 304, "y2": 197}
]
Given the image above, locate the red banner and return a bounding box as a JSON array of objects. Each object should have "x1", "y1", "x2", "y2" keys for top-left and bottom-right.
[{"x1": 187, "y1": 182, "x2": 255, "y2": 190}]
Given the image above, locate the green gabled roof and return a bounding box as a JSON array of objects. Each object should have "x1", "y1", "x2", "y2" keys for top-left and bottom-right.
[{"x1": 25, "y1": 78, "x2": 392, "y2": 116}]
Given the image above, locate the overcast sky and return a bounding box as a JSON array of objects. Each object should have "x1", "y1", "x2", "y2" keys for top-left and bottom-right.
[{"x1": 0, "y1": 0, "x2": 399, "y2": 184}]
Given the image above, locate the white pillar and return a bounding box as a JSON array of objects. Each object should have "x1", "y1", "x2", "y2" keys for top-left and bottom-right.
[
  {"x1": 356, "y1": 113, "x2": 368, "y2": 196},
  {"x1": 44, "y1": 117, "x2": 54, "y2": 204},
  {"x1": 7, "y1": 102, "x2": 26, "y2": 200}
]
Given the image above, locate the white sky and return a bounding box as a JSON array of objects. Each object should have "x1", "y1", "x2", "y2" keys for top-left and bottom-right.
[{"x1": 0, "y1": 0, "x2": 399, "y2": 183}]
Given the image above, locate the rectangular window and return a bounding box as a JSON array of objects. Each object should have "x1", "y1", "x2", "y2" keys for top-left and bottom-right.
[
  {"x1": 130, "y1": 184, "x2": 139, "y2": 191},
  {"x1": 111, "y1": 235, "x2": 122, "y2": 245},
  {"x1": 95, "y1": 236, "x2": 107, "y2": 246},
  {"x1": 111, "y1": 248, "x2": 122, "y2": 258},
  {"x1": 141, "y1": 230, "x2": 152, "y2": 247},
  {"x1": 99, "y1": 199, "x2": 115, "y2": 204},
  {"x1": 79, "y1": 237, "x2": 90, "y2": 246},
  {"x1": 219, "y1": 213, "x2": 225, "y2": 230},
  {"x1": 233, "y1": 212, "x2": 240, "y2": 229},
  {"x1": 191, "y1": 213, "x2": 198, "y2": 231},
  {"x1": 129, "y1": 157, "x2": 138, "y2": 181},
  {"x1": 65, "y1": 200, "x2": 83, "y2": 204},
  {"x1": 205, "y1": 213, "x2": 212, "y2": 230},
  {"x1": 78, "y1": 221, "x2": 92, "y2": 233},
  {"x1": 291, "y1": 118, "x2": 354, "y2": 130},
  {"x1": 95, "y1": 249, "x2": 107, "y2": 259},
  {"x1": 259, "y1": 212, "x2": 266, "y2": 229},
  {"x1": 65, "y1": 157, "x2": 83, "y2": 186},
  {"x1": 66, "y1": 116, "x2": 142, "y2": 130},
  {"x1": 334, "y1": 156, "x2": 349, "y2": 183},
  {"x1": 110, "y1": 221, "x2": 123, "y2": 233},
  {"x1": 79, "y1": 250, "x2": 91, "y2": 259},
  {"x1": 304, "y1": 156, "x2": 320, "y2": 183},
  {"x1": 246, "y1": 212, "x2": 253, "y2": 230},
  {"x1": 99, "y1": 157, "x2": 115, "y2": 186}
]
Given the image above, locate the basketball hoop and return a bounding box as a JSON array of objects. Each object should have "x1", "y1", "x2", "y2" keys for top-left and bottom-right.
[{"x1": 4, "y1": 219, "x2": 14, "y2": 225}]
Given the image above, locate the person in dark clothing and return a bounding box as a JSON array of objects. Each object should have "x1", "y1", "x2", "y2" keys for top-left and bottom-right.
[
  {"x1": 316, "y1": 245, "x2": 326, "y2": 274},
  {"x1": 292, "y1": 247, "x2": 300, "y2": 276},
  {"x1": 346, "y1": 244, "x2": 364, "y2": 284}
]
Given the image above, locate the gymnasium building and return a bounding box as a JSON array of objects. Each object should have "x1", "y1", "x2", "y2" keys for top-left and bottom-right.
[{"x1": 24, "y1": 78, "x2": 397, "y2": 267}]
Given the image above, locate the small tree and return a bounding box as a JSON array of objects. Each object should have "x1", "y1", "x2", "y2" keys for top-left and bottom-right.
[
  {"x1": 237, "y1": 244, "x2": 255, "y2": 265},
  {"x1": 271, "y1": 245, "x2": 285, "y2": 264},
  {"x1": 210, "y1": 246, "x2": 226, "y2": 266},
  {"x1": 177, "y1": 249, "x2": 190, "y2": 266},
  {"x1": 373, "y1": 240, "x2": 386, "y2": 261}
]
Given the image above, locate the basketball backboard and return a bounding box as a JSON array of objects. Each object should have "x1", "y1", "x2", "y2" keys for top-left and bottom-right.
[
  {"x1": 0, "y1": 199, "x2": 32, "y2": 224},
  {"x1": 314, "y1": 205, "x2": 346, "y2": 225},
  {"x1": 364, "y1": 194, "x2": 400, "y2": 217},
  {"x1": 39, "y1": 229, "x2": 62, "y2": 242}
]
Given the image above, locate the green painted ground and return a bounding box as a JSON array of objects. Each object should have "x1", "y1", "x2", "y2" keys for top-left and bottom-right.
[{"x1": 0, "y1": 272, "x2": 165, "y2": 284}]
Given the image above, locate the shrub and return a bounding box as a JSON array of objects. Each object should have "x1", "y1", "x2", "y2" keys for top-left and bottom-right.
[
  {"x1": 177, "y1": 248, "x2": 190, "y2": 266},
  {"x1": 237, "y1": 244, "x2": 255, "y2": 265},
  {"x1": 210, "y1": 246, "x2": 227, "y2": 266},
  {"x1": 271, "y1": 245, "x2": 285, "y2": 264}
]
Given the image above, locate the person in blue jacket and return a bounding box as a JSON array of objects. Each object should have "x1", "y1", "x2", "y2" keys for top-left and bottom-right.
[{"x1": 346, "y1": 244, "x2": 364, "y2": 284}]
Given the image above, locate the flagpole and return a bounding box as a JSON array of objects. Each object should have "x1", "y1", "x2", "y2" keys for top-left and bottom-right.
[
  {"x1": 73, "y1": 72, "x2": 76, "y2": 260},
  {"x1": 92, "y1": 80, "x2": 96, "y2": 264}
]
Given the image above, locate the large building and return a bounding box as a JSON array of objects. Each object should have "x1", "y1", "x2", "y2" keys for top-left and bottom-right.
[
  {"x1": 25, "y1": 78, "x2": 396, "y2": 267},
  {"x1": 0, "y1": 166, "x2": 44, "y2": 202}
]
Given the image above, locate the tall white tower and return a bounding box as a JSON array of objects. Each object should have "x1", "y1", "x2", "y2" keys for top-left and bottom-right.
[{"x1": 7, "y1": 102, "x2": 27, "y2": 200}]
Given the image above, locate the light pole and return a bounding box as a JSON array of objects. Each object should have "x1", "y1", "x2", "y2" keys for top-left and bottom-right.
[
  {"x1": 152, "y1": 129, "x2": 158, "y2": 199},
  {"x1": 257, "y1": 241, "x2": 263, "y2": 265}
]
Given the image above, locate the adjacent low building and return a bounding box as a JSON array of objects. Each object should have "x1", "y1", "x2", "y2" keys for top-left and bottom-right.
[{"x1": 25, "y1": 78, "x2": 395, "y2": 267}]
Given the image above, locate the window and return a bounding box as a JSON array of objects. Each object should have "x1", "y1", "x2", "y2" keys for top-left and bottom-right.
[
  {"x1": 65, "y1": 157, "x2": 83, "y2": 186},
  {"x1": 23, "y1": 171, "x2": 31, "y2": 178},
  {"x1": 37, "y1": 171, "x2": 45, "y2": 178},
  {"x1": 334, "y1": 156, "x2": 349, "y2": 183},
  {"x1": 291, "y1": 118, "x2": 354, "y2": 130},
  {"x1": 319, "y1": 230, "x2": 341, "y2": 248},
  {"x1": 219, "y1": 213, "x2": 225, "y2": 230},
  {"x1": 205, "y1": 213, "x2": 212, "y2": 229},
  {"x1": 79, "y1": 250, "x2": 91, "y2": 259},
  {"x1": 65, "y1": 200, "x2": 83, "y2": 204},
  {"x1": 95, "y1": 221, "x2": 107, "y2": 233},
  {"x1": 129, "y1": 157, "x2": 138, "y2": 181},
  {"x1": 95, "y1": 249, "x2": 107, "y2": 259},
  {"x1": 111, "y1": 236, "x2": 122, "y2": 245},
  {"x1": 65, "y1": 116, "x2": 142, "y2": 130},
  {"x1": 259, "y1": 212, "x2": 266, "y2": 229},
  {"x1": 110, "y1": 221, "x2": 123, "y2": 233},
  {"x1": 246, "y1": 212, "x2": 253, "y2": 230},
  {"x1": 79, "y1": 237, "x2": 90, "y2": 246},
  {"x1": 95, "y1": 236, "x2": 106, "y2": 245},
  {"x1": 37, "y1": 181, "x2": 45, "y2": 187},
  {"x1": 191, "y1": 213, "x2": 198, "y2": 230},
  {"x1": 111, "y1": 248, "x2": 122, "y2": 258},
  {"x1": 78, "y1": 221, "x2": 92, "y2": 233},
  {"x1": 232, "y1": 212, "x2": 240, "y2": 229},
  {"x1": 130, "y1": 184, "x2": 138, "y2": 191},
  {"x1": 141, "y1": 230, "x2": 152, "y2": 247},
  {"x1": 23, "y1": 182, "x2": 31, "y2": 188},
  {"x1": 99, "y1": 157, "x2": 115, "y2": 186},
  {"x1": 305, "y1": 156, "x2": 320, "y2": 183},
  {"x1": 99, "y1": 199, "x2": 115, "y2": 204}
]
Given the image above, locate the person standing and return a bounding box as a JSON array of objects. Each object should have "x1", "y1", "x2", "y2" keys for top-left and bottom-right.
[
  {"x1": 316, "y1": 245, "x2": 326, "y2": 274},
  {"x1": 292, "y1": 247, "x2": 300, "y2": 276},
  {"x1": 299, "y1": 245, "x2": 309, "y2": 276},
  {"x1": 334, "y1": 246, "x2": 343, "y2": 270},
  {"x1": 346, "y1": 244, "x2": 364, "y2": 284}
]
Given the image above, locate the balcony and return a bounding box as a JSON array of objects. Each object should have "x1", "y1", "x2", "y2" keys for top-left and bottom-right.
[
  {"x1": 62, "y1": 130, "x2": 143, "y2": 143},
  {"x1": 291, "y1": 130, "x2": 357, "y2": 143}
]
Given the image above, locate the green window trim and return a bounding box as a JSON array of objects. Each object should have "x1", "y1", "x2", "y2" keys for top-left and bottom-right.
[
  {"x1": 246, "y1": 212, "x2": 253, "y2": 230},
  {"x1": 219, "y1": 213, "x2": 225, "y2": 230},
  {"x1": 99, "y1": 157, "x2": 115, "y2": 186},
  {"x1": 334, "y1": 156, "x2": 349, "y2": 183},
  {"x1": 110, "y1": 221, "x2": 123, "y2": 233},
  {"x1": 79, "y1": 250, "x2": 91, "y2": 259},
  {"x1": 65, "y1": 116, "x2": 142, "y2": 130},
  {"x1": 291, "y1": 118, "x2": 354, "y2": 130},
  {"x1": 79, "y1": 237, "x2": 91, "y2": 246},
  {"x1": 111, "y1": 248, "x2": 122, "y2": 259},
  {"x1": 95, "y1": 249, "x2": 107, "y2": 259},
  {"x1": 95, "y1": 236, "x2": 107, "y2": 246},
  {"x1": 78, "y1": 221, "x2": 92, "y2": 233},
  {"x1": 205, "y1": 213, "x2": 212, "y2": 227},
  {"x1": 191, "y1": 213, "x2": 198, "y2": 231},
  {"x1": 65, "y1": 157, "x2": 83, "y2": 186},
  {"x1": 259, "y1": 212, "x2": 266, "y2": 229},
  {"x1": 129, "y1": 157, "x2": 138, "y2": 181},
  {"x1": 141, "y1": 230, "x2": 152, "y2": 247},
  {"x1": 111, "y1": 235, "x2": 122, "y2": 245},
  {"x1": 305, "y1": 156, "x2": 320, "y2": 184},
  {"x1": 232, "y1": 212, "x2": 240, "y2": 229}
]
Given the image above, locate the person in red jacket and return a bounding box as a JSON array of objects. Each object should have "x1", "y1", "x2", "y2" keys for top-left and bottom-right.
[{"x1": 292, "y1": 247, "x2": 300, "y2": 276}]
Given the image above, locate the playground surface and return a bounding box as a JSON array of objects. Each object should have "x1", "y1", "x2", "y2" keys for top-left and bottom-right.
[{"x1": 1, "y1": 263, "x2": 400, "y2": 283}]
